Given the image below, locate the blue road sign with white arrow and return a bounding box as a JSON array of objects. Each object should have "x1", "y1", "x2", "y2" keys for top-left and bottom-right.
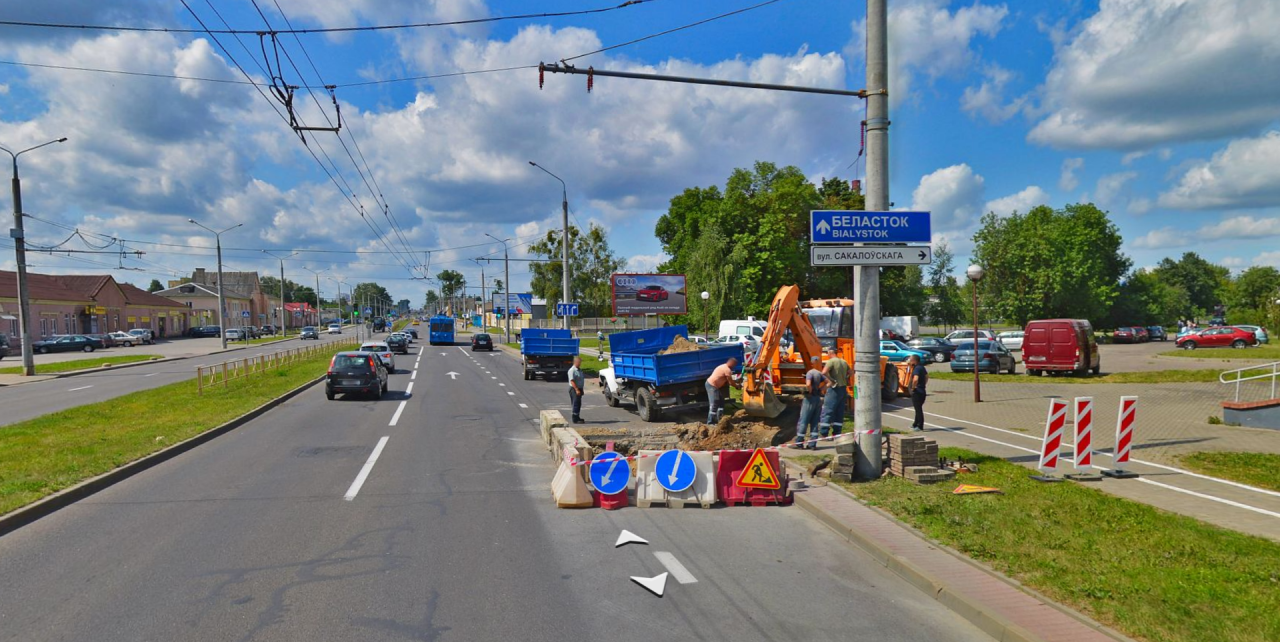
[
  {"x1": 241, "y1": 310, "x2": 250, "y2": 318},
  {"x1": 589, "y1": 451, "x2": 630, "y2": 495},
  {"x1": 556, "y1": 302, "x2": 579, "y2": 317},
  {"x1": 811, "y1": 210, "x2": 932, "y2": 244},
  {"x1": 655, "y1": 449, "x2": 697, "y2": 493}
]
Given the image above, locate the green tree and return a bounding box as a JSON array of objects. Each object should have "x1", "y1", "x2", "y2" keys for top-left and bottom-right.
[
  {"x1": 491, "y1": 279, "x2": 504, "y2": 296},
  {"x1": 527, "y1": 223, "x2": 625, "y2": 316},
  {"x1": 1152, "y1": 252, "x2": 1229, "y2": 317},
  {"x1": 924, "y1": 241, "x2": 964, "y2": 329},
  {"x1": 435, "y1": 270, "x2": 466, "y2": 300},
  {"x1": 147, "y1": 279, "x2": 164, "y2": 293},
  {"x1": 880, "y1": 266, "x2": 927, "y2": 316},
  {"x1": 351, "y1": 282, "x2": 394, "y2": 314},
  {"x1": 972, "y1": 203, "x2": 1130, "y2": 325},
  {"x1": 424, "y1": 290, "x2": 440, "y2": 310},
  {"x1": 1227, "y1": 266, "x2": 1280, "y2": 312},
  {"x1": 1107, "y1": 269, "x2": 1187, "y2": 328}
]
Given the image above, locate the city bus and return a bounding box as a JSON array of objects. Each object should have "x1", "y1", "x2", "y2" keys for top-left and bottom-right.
[{"x1": 429, "y1": 315, "x2": 455, "y2": 345}]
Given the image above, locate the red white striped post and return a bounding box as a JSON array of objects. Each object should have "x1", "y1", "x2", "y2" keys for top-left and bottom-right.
[
  {"x1": 1103, "y1": 396, "x2": 1140, "y2": 478},
  {"x1": 1074, "y1": 397, "x2": 1094, "y2": 470},
  {"x1": 1032, "y1": 399, "x2": 1068, "y2": 481}
]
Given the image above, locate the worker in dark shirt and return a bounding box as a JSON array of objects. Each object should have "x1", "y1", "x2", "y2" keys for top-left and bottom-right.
[
  {"x1": 794, "y1": 361, "x2": 825, "y2": 449},
  {"x1": 907, "y1": 354, "x2": 928, "y2": 431}
]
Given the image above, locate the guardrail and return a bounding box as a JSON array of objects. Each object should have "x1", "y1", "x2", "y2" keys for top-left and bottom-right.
[
  {"x1": 1219, "y1": 361, "x2": 1280, "y2": 402},
  {"x1": 195, "y1": 337, "x2": 359, "y2": 395}
]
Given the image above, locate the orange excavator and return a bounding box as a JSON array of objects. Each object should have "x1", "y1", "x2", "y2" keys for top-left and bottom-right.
[{"x1": 742, "y1": 285, "x2": 901, "y2": 418}]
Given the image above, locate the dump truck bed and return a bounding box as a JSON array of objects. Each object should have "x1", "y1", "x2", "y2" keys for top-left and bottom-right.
[
  {"x1": 520, "y1": 328, "x2": 580, "y2": 356},
  {"x1": 610, "y1": 326, "x2": 743, "y2": 387}
]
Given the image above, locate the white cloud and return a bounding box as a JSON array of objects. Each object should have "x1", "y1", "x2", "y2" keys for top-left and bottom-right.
[
  {"x1": 1094, "y1": 171, "x2": 1138, "y2": 208},
  {"x1": 1059, "y1": 157, "x2": 1084, "y2": 191},
  {"x1": 984, "y1": 185, "x2": 1049, "y2": 216},
  {"x1": 1120, "y1": 150, "x2": 1147, "y2": 166},
  {"x1": 910, "y1": 164, "x2": 985, "y2": 231},
  {"x1": 1131, "y1": 227, "x2": 1190, "y2": 250},
  {"x1": 1029, "y1": 0, "x2": 1280, "y2": 149},
  {"x1": 626, "y1": 254, "x2": 667, "y2": 274},
  {"x1": 1251, "y1": 251, "x2": 1280, "y2": 268},
  {"x1": 1159, "y1": 131, "x2": 1280, "y2": 209},
  {"x1": 961, "y1": 64, "x2": 1027, "y2": 123},
  {"x1": 1128, "y1": 197, "x2": 1153, "y2": 214},
  {"x1": 1130, "y1": 215, "x2": 1280, "y2": 249}
]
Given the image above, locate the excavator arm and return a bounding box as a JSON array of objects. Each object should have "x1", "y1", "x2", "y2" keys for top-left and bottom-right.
[{"x1": 743, "y1": 285, "x2": 826, "y2": 418}]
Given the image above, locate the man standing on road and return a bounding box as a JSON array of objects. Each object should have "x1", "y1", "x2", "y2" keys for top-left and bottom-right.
[
  {"x1": 906, "y1": 354, "x2": 928, "y2": 431},
  {"x1": 819, "y1": 349, "x2": 850, "y2": 437},
  {"x1": 568, "y1": 355, "x2": 586, "y2": 424},
  {"x1": 795, "y1": 360, "x2": 825, "y2": 449},
  {"x1": 706, "y1": 357, "x2": 741, "y2": 424}
]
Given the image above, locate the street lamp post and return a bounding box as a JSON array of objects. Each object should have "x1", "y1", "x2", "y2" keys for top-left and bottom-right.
[
  {"x1": 485, "y1": 233, "x2": 512, "y2": 344},
  {"x1": 700, "y1": 291, "x2": 710, "y2": 338},
  {"x1": 262, "y1": 250, "x2": 297, "y2": 335},
  {"x1": 303, "y1": 267, "x2": 326, "y2": 327},
  {"x1": 529, "y1": 161, "x2": 571, "y2": 331},
  {"x1": 189, "y1": 218, "x2": 243, "y2": 350},
  {"x1": 1, "y1": 137, "x2": 68, "y2": 376},
  {"x1": 966, "y1": 264, "x2": 985, "y2": 403},
  {"x1": 472, "y1": 258, "x2": 485, "y2": 328}
]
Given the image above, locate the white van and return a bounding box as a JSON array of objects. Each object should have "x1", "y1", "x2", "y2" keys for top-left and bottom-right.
[{"x1": 718, "y1": 319, "x2": 766, "y2": 343}]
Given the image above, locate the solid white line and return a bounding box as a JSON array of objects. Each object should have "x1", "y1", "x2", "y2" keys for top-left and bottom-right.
[
  {"x1": 411, "y1": 370, "x2": 417, "y2": 380},
  {"x1": 892, "y1": 404, "x2": 1280, "y2": 499},
  {"x1": 68, "y1": 385, "x2": 93, "y2": 392},
  {"x1": 344, "y1": 436, "x2": 389, "y2": 500},
  {"x1": 389, "y1": 400, "x2": 407, "y2": 426},
  {"x1": 519, "y1": 403, "x2": 528, "y2": 408},
  {"x1": 654, "y1": 552, "x2": 698, "y2": 584}
]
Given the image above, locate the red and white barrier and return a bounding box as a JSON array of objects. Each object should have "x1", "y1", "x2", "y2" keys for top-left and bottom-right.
[
  {"x1": 1103, "y1": 396, "x2": 1140, "y2": 478},
  {"x1": 1033, "y1": 399, "x2": 1068, "y2": 481},
  {"x1": 1074, "y1": 397, "x2": 1094, "y2": 470}
]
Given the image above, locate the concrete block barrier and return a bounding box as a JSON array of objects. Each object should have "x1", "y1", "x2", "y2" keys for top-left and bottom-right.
[
  {"x1": 634, "y1": 450, "x2": 718, "y2": 508},
  {"x1": 540, "y1": 409, "x2": 568, "y2": 449},
  {"x1": 551, "y1": 450, "x2": 594, "y2": 508}
]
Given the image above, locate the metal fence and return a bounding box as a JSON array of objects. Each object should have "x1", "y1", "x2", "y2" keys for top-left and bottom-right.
[
  {"x1": 1219, "y1": 361, "x2": 1280, "y2": 403},
  {"x1": 195, "y1": 338, "x2": 359, "y2": 394}
]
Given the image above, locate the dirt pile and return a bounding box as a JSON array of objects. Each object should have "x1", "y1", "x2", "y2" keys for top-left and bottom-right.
[
  {"x1": 676, "y1": 410, "x2": 784, "y2": 451},
  {"x1": 660, "y1": 336, "x2": 706, "y2": 355}
]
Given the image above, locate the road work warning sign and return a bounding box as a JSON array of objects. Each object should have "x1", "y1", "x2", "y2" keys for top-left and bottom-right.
[{"x1": 736, "y1": 448, "x2": 781, "y2": 489}]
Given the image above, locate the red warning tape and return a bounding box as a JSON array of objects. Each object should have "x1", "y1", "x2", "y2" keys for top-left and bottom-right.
[{"x1": 566, "y1": 431, "x2": 879, "y2": 467}]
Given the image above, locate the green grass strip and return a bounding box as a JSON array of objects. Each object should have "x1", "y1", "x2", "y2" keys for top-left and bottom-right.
[
  {"x1": 1180, "y1": 452, "x2": 1280, "y2": 492},
  {"x1": 1159, "y1": 346, "x2": 1280, "y2": 360},
  {"x1": 0, "y1": 354, "x2": 161, "y2": 375},
  {"x1": 0, "y1": 346, "x2": 349, "y2": 516},
  {"x1": 828, "y1": 448, "x2": 1280, "y2": 642},
  {"x1": 929, "y1": 369, "x2": 1226, "y2": 384}
]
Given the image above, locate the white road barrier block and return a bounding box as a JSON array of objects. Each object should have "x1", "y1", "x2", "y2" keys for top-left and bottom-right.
[
  {"x1": 550, "y1": 427, "x2": 592, "y2": 466},
  {"x1": 635, "y1": 450, "x2": 717, "y2": 508},
  {"x1": 540, "y1": 410, "x2": 568, "y2": 449},
  {"x1": 551, "y1": 452, "x2": 594, "y2": 508}
]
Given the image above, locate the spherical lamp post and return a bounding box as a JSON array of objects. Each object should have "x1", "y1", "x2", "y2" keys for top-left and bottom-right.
[
  {"x1": 700, "y1": 291, "x2": 711, "y2": 338},
  {"x1": 966, "y1": 264, "x2": 985, "y2": 403}
]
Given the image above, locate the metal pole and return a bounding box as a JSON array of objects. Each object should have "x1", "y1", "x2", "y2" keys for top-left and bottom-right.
[
  {"x1": 973, "y1": 282, "x2": 981, "y2": 402},
  {"x1": 854, "y1": 0, "x2": 888, "y2": 481},
  {"x1": 216, "y1": 235, "x2": 227, "y2": 349},
  {"x1": 530, "y1": 162, "x2": 571, "y2": 330},
  {"x1": 279, "y1": 258, "x2": 285, "y2": 334}
]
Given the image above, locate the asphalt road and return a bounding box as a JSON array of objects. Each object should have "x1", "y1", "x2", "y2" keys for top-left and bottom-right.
[
  {"x1": 0, "y1": 342, "x2": 990, "y2": 641},
  {"x1": 0, "y1": 330, "x2": 360, "y2": 427}
]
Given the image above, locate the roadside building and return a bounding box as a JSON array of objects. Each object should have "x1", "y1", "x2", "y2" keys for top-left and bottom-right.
[
  {"x1": 283, "y1": 302, "x2": 317, "y2": 328},
  {"x1": 0, "y1": 271, "x2": 93, "y2": 340},
  {"x1": 153, "y1": 281, "x2": 253, "y2": 330},
  {"x1": 0, "y1": 270, "x2": 194, "y2": 340}
]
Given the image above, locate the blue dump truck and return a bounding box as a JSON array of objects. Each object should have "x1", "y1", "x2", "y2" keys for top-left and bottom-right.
[
  {"x1": 521, "y1": 328, "x2": 580, "y2": 381},
  {"x1": 599, "y1": 325, "x2": 744, "y2": 422}
]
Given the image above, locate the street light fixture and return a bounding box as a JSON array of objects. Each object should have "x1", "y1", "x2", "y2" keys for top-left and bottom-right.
[
  {"x1": 700, "y1": 291, "x2": 710, "y2": 338},
  {"x1": 262, "y1": 250, "x2": 298, "y2": 335},
  {"x1": 302, "y1": 266, "x2": 327, "y2": 327},
  {"x1": 529, "y1": 161, "x2": 571, "y2": 331},
  {"x1": 966, "y1": 264, "x2": 985, "y2": 403},
  {"x1": 485, "y1": 233, "x2": 512, "y2": 344},
  {"x1": 188, "y1": 219, "x2": 243, "y2": 350},
  {"x1": 1, "y1": 137, "x2": 68, "y2": 376}
]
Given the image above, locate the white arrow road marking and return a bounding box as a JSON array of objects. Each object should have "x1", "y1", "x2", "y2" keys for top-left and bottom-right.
[
  {"x1": 446, "y1": 372, "x2": 459, "y2": 380},
  {"x1": 667, "y1": 451, "x2": 684, "y2": 486},
  {"x1": 389, "y1": 400, "x2": 407, "y2": 426},
  {"x1": 654, "y1": 552, "x2": 698, "y2": 584},
  {"x1": 440, "y1": 352, "x2": 447, "y2": 356},
  {"x1": 615, "y1": 530, "x2": 649, "y2": 547},
  {"x1": 630, "y1": 572, "x2": 668, "y2": 597},
  {"x1": 344, "y1": 436, "x2": 389, "y2": 500}
]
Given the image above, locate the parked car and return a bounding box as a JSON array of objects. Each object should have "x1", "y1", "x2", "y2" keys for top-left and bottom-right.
[
  {"x1": 906, "y1": 337, "x2": 957, "y2": 363},
  {"x1": 1234, "y1": 325, "x2": 1269, "y2": 345},
  {"x1": 1133, "y1": 326, "x2": 1150, "y2": 342},
  {"x1": 32, "y1": 335, "x2": 101, "y2": 354},
  {"x1": 260, "y1": 325, "x2": 277, "y2": 335},
  {"x1": 1112, "y1": 327, "x2": 1140, "y2": 344},
  {"x1": 359, "y1": 341, "x2": 396, "y2": 372},
  {"x1": 0, "y1": 335, "x2": 9, "y2": 360},
  {"x1": 944, "y1": 329, "x2": 996, "y2": 346},
  {"x1": 108, "y1": 331, "x2": 138, "y2": 347},
  {"x1": 299, "y1": 326, "x2": 319, "y2": 340},
  {"x1": 879, "y1": 340, "x2": 931, "y2": 363},
  {"x1": 718, "y1": 333, "x2": 761, "y2": 353},
  {"x1": 386, "y1": 333, "x2": 410, "y2": 354},
  {"x1": 471, "y1": 333, "x2": 494, "y2": 351},
  {"x1": 1023, "y1": 319, "x2": 1100, "y2": 376},
  {"x1": 224, "y1": 328, "x2": 245, "y2": 341},
  {"x1": 240, "y1": 326, "x2": 261, "y2": 339},
  {"x1": 635, "y1": 284, "x2": 670, "y2": 302},
  {"x1": 128, "y1": 328, "x2": 155, "y2": 345},
  {"x1": 950, "y1": 340, "x2": 1018, "y2": 374},
  {"x1": 188, "y1": 325, "x2": 221, "y2": 338},
  {"x1": 88, "y1": 333, "x2": 117, "y2": 348},
  {"x1": 325, "y1": 351, "x2": 388, "y2": 400},
  {"x1": 328, "y1": 323, "x2": 343, "y2": 334},
  {"x1": 687, "y1": 334, "x2": 711, "y2": 345},
  {"x1": 1176, "y1": 326, "x2": 1257, "y2": 350},
  {"x1": 996, "y1": 330, "x2": 1025, "y2": 351},
  {"x1": 878, "y1": 329, "x2": 906, "y2": 342},
  {"x1": 1147, "y1": 326, "x2": 1168, "y2": 342}
]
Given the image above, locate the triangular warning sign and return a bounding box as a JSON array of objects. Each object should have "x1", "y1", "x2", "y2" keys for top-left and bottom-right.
[
  {"x1": 736, "y1": 448, "x2": 781, "y2": 489},
  {"x1": 952, "y1": 484, "x2": 1001, "y2": 495}
]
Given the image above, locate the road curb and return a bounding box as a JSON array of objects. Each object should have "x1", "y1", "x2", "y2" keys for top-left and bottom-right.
[
  {"x1": 785, "y1": 463, "x2": 1134, "y2": 642},
  {"x1": 0, "y1": 372, "x2": 327, "y2": 538}
]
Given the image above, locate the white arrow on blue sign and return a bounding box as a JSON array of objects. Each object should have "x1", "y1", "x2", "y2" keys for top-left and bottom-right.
[
  {"x1": 589, "y1": 451, "x2": 630, "y2": 495},
  {"x1": 811, "y1": 210, "x2": 931, "y2": 244},
  {"x1": 556, "y1": 303, "x2": 580, "y2": 317},
  {"x1": 654, "y1": 449, "x2": 697, "y2": 493}
]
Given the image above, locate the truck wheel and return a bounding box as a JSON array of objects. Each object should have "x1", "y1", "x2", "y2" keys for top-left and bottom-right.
[
  {"x1": 880, "y1": 365, "x2": 899, "y2": 402},
  {"x1": 636, "y1": 388, "x2": 661, "y2": 422},
  {"x1": 603, "y1": 384, "x2": 620, "y2": 407}
]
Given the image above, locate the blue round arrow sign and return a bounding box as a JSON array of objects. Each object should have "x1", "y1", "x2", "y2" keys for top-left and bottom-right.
[
  {"x1": 589, "y1": 452, "x2": 630, "y2": 495},
  {"x1": 655, "y1": 449, "x2": 697, "y2": 493}
]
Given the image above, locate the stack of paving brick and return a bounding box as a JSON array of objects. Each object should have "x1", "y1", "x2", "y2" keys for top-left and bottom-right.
[
  {"x1": 822, "y1": 434, "x2": 854, "y2": 481},
  {"x1": 888, "y1": 434, "x2": 954, "y2": 484}
]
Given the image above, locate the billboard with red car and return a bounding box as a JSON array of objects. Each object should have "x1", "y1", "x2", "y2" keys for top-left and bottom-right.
[{"x1": 611, "y1": 274, "x2": 687, "y2": 315}]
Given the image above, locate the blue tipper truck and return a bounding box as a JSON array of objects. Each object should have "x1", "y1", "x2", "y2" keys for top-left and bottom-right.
[
  {"x1": 598, "y1": 325, "x2": 744, "y2": 422},
  {"x1": 521, "y1": 328, "x2": 580, "y2": 381}
]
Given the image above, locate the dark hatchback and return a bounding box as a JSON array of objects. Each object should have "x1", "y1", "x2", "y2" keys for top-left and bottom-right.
[
  {"x1": 386, "y1": 333, "x2": 410, "y2": 354},
  {"x1": 471, "y1": 333, "x2": 494, "y2": 351},
  {"x1": 325, "y1": 351, "x2": 388, "y2": 400},
  {"x1": 188, "y1": 326, "x2": 221, "y2": 338},
  {"x1": 905, "y1": 337, "x2": 957, "y2": 363},
  {"x1": 32, "y1": 335, "x2": 103, "y2": 353}
]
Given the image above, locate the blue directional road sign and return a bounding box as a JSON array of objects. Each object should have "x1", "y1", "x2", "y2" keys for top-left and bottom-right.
[
  {"x1": 655, "y1": 449, "x2": 697, "y2": 493},
  {"x1": 811, "y1": 210, "x2": 932, "y2": 244},
  {"x1": 589, "y1": 451, "x2": 630, "y2": 495},
  {"x1": 364, "y1": 307, "x2": 373, "y2": 315},
  {"x1": 556, "y1": 302, "x2": 580, "y2": 317},
  {"x1": 241, "y1": 310, "x2": 250, "y2": 318}
]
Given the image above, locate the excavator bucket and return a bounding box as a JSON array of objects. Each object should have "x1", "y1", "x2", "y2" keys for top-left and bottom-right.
[{"x1": 743, "y1": 382, "x2": 787, "y2": 418}]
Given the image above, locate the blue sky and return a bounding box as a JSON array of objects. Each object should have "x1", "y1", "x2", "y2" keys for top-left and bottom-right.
[{"x1": 1, "y1": 0, "x2": 1278, "y2": 305}]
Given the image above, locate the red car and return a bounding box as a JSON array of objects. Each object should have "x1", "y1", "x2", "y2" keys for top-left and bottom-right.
[
  {"x1": 1112, "y1": 327, "x2": 1139, "y2": 343},
  {"x1": 1175, "y1": 326, "x2": 1257, "y2": 350},
  {"x1": 636, "y1": 285, "x2": 669, "y2": 302}
]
